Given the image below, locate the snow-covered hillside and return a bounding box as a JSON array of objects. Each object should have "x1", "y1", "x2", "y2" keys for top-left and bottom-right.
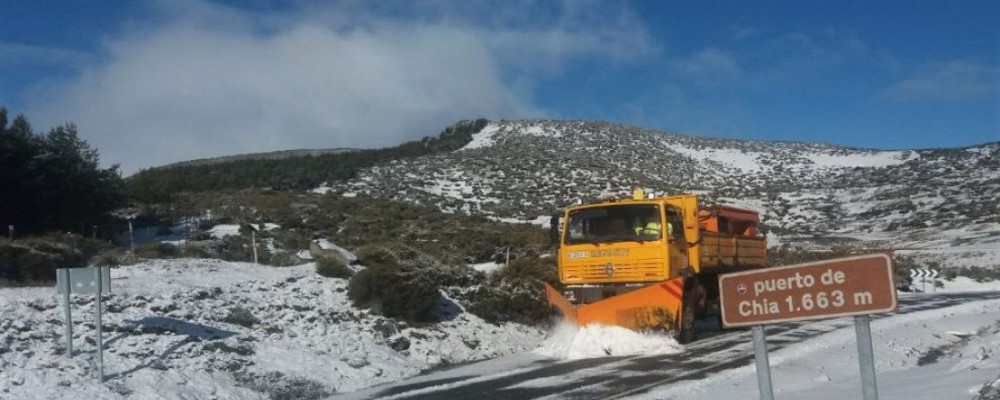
[
  {"x1": 326, "y1": 119, "x2": 999, "y2": 267},
  {"x1": 0, "y1": 259, "x2": 543, "y2": 399}
]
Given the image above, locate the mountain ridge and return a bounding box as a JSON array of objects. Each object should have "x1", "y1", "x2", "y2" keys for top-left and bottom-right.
[{"x1": 160, "y1": 147, "x2": 359, "y2": 169}]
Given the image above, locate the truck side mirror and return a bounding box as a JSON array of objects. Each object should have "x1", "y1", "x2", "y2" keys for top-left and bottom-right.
[{"x1": 549, "y1": 215, "x2": 561, "y2": 249}]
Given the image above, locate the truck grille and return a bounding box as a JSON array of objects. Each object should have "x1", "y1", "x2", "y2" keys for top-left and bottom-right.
[{"x1": 563, "y1": 260, "x2": 666, "y2": 282}]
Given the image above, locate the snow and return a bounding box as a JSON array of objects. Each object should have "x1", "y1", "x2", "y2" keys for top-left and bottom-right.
[
  {"x1": 460, "y1": 124, "x2": 501, "y2": 150},
  {"x1": 311, "y1": 184, "x2": 334, "y2": 194},
  {"x1": 806, "y1": 151, "x2": 911, "y2": 168},
  {"x1": 471, "y1": 262, "x2": 503, "y2": 274},
  {"x1": 934, "y1": 276, "x2": 1000, "y2": 293},
  {"x1": 0, "y1": 259, "x2": 544, "y2": 399},
  {"x1": 207, "y1": 224, "x2": 241, "y2": 239},
  {"x1": 634, "y1": 295, "x2": 1000, "y2": 400},
  {"x1": 534, "y1": 322, "x2": 684, "y2": 360},
  {"x1": 522, "y1": 124, "x2": 563, "y2": 138},
  {"x1": 670, "y1": 146, "x2": 765, "y2": 172},
  {"x1": 313, "y1": 239, "x2": 358, "y2": 262},
  {"x1": 492, "y1": 215, "x2": 552, "y2": 227}
]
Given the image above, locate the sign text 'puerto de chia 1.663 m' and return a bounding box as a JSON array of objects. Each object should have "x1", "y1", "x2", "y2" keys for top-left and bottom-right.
[{"x1": 719, "y1": 254, "x2": 898, "y2": 328}]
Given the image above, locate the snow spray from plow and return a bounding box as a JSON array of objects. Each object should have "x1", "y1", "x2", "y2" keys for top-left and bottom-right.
[{"x1": 534, "y1": 321, "x2": 683, "y2": 360}]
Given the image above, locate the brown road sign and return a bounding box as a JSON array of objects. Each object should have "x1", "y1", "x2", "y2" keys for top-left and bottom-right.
[{"x1": 719, "y1": 254, "x2": 898, "y2": 328}]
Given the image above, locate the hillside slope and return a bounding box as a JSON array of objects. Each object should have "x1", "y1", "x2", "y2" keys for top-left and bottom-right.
[{"x1": 327, "y1": 120, "x2": 999, "y2": 254}]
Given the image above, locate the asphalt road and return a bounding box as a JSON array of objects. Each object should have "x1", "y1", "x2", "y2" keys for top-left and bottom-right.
[{"x1": 342, "y1": 292, "x2": 1000, "y2": 400}]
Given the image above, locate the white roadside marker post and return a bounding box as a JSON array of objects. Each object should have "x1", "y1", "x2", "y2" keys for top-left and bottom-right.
[
  {"x1": 751, "y1": 325, "x2": 775, "y2": 400},
  {"x1": 128, "y1": 219, "x2": 135, "y2": 253},
  {"x1": 252, "y1": 229, "x2": 258, "y2": 264},
  {"x1": 854, "y1": 315, "x2": 878, "y2": 400},
  {"x1": 249, "y1": 223, "x2": 260, "y2": 265}
]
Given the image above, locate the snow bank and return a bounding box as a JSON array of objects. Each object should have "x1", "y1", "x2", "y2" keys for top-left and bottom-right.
[
  {"x1": 0, "y1": 259, "x2": 544, "y2": 399},
  {"x1": 636, "y1": 297, "x2": 1000, "y2": 400},
  {"x1": 207, "y1": 224, "x2": 241, "y2": 239},
  {"x1": 533, "y1": 322, "x2": 683, "y2": 360},
  {"x1": 460, "y1": 124, "x2": 500, "y2": 150},
  {"x1": 313, "y1": 239, "x2": 358, "y2": 262}
]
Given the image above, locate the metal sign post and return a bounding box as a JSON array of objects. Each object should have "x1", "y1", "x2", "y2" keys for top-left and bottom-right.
[
  {"x1": 56, "y1": 266, "x2": 111, "y2": 383},
  {"x1": 61, "y1": 269, "x2": 73, "y2": 357},
  {"x1": 94, "y1": 267, "x2": 105, "y2": 383},
  {"x1": 751, "y1": 325, "x2": 775, "y2": 400},
  {"x1": 854, "y1": 315, "x2": 878, "y2": 400}
]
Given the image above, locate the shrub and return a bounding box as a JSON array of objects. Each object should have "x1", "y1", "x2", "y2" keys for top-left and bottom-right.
[
  {"x1": 233, "y1": 371, "x2": 330, "y2": 400},
  {"x1": 348, "y1": 264, "x2": 440, "y2": 323},
  {"x1": 90, "y1": 248, "x2": 133, "y2": 267},
  {"x1": 348, "y1": 244, "x2": 445, "y2": 323},
  {"x1": 180, "y1": 242, "x2": 215, "y2": 259},
  {"x1": 274, "y1": 230, "x2": 310, "y2": 252},
  {"x1": 215, "y1": 236, "x2": 252, "y2": 262},
  {"x1": 135, "y1": 242, "x2": 181, "y2": 259},
  {"x1": 268, "y1": 251, "x2": 306, "y2": 267},
  {"x1": 465, "y1": 256, "x2": 559, "y2": 325},
  {"x1": 223, "y1": 307, "x2": 259, "y2": 328},
  {"x1": 315, "y1": 257, "x2": 351, "y2": 278},
  {"x1": 492, "y1": 255, "x2": 558, "y2": 285},
  {"x1": 0, "y1": 234, "x2": 110, "y2": 286}
]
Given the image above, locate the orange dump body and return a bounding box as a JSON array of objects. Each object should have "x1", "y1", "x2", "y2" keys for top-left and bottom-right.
[{"x1": 699, "y1": 206, "x2": 760, "y2": 236}]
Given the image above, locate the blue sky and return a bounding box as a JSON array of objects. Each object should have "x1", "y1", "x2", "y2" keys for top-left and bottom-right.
[{"x1": 1, "y1": 0, "x2": 998, "y2": 172}]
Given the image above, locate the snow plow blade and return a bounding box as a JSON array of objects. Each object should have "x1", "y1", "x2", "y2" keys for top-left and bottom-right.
[{"x1": 544, "y1": 278, "x2": 685, "y2": 330}]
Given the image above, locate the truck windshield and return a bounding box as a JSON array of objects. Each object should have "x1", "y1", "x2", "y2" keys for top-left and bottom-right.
[{"x1": 564, "y1": 204, "x2": 662, "y2": 244}]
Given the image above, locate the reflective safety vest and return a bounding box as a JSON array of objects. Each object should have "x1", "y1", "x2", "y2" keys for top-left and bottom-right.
[{"x1": 640, "y1": 222, "x2": 661, "y2": 235}]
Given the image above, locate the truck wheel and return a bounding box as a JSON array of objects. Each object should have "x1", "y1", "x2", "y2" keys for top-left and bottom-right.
[{"x1": 677, "y1": 279, "x2": 698, "y2": 344}]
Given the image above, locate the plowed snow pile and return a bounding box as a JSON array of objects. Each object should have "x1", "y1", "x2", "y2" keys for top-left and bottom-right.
[{"x1": 534, "y1": 321, "x2": 683, "y2": 359}]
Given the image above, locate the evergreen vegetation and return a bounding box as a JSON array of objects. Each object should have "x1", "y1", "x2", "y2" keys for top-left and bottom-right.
[
  {"x1": 466, "y1": 256, "x2": 560, "y2": 325},
  {"x1": 315, "y1": 256, "x2": 351, "y2": 279},
  {"x1": 126, "y1": 119, "x2": 488, "y2": 202},
  {"x1": 153, "y1": 191, "x2": 549, "y2": 266},
  {"x1": 0, "y1": 107, "x2": 126, "y2": 235},
  {"x1": 347, "y1": 244, "x2": 453, "y2": 323},
  {"x1": 0, "y1": 234, "x2": 112, "y2": 286}
]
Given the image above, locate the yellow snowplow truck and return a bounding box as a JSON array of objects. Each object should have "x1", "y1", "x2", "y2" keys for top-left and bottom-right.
[{"x1": 545, "y1": 189, "x2": 768, "y2": 343}]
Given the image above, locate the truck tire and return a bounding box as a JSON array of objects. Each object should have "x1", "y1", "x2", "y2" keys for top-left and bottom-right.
[{"x1": 676, "y1": 278, "x2": 699, "y2": 344}]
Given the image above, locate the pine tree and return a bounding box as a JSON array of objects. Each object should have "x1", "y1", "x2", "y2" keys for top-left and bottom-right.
[{"x1": 0, "y1": 108, "x2": 124, "y2": 235}]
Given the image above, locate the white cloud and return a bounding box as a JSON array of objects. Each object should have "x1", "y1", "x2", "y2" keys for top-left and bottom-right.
[
  {"x1": 26, "y1": 0, "x2": 652, "y2": 174},
  {"x1": 882, "y1": 60, "x2": 1000, "y2": 103}
]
